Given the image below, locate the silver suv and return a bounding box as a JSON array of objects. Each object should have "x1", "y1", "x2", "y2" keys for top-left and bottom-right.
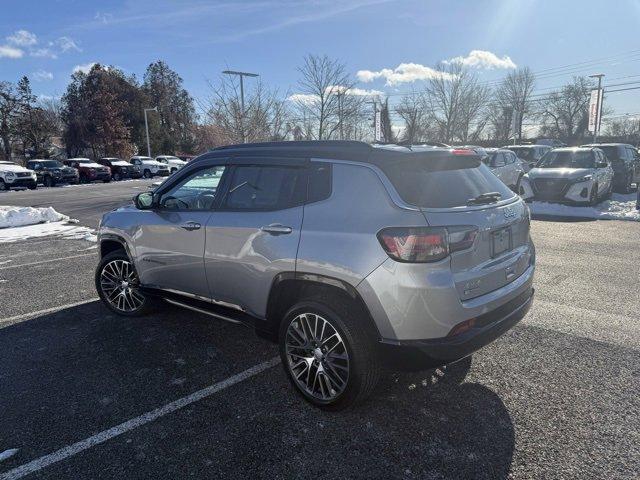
[{"x1": 95, "y1": 141, "x2": 535, "y2": 410}]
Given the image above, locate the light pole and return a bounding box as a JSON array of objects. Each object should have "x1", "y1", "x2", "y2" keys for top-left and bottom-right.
[
  {"x1": 589, "y1": 73, "x2": 605, "y2": 143},
  {"x1": 222, "y1": 70, "x2": 259, "y2": 143},
  {"x1": 144, "y1": 107, "x2": 157, "y2": 157}
]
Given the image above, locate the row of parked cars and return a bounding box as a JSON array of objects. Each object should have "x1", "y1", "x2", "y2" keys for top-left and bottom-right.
[
  {"x1": 0, "y1": 155, "x2": 188, "y2": 190},
  {"x1": 461, "y1": 143, "x2": 640, "y2": 205}
]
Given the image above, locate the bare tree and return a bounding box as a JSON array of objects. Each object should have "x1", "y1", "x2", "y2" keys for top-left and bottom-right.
[
  {"x1": 395, "y1": 91, "x2": 429, "y2": 144},
  {"x1": 493, "y1": 67, "x2": 536, "y2": 141},
  {"x1": 0, "y1": 81, "x2": 19, "y2": 161},
  {"x1": 539, "y1": 76, "x2": 593, "y2": 142},
  {"x1": 204, "y1": 75, "x2": 289, "y2": 145},
  {"x1": 603, "y1": 116, "x2": 640, "y2": 141},
  {"x1": 294, "y1": 54, "x2": 360, "y2": 140},
  {"x1": 424, "y1": 63, "x2": 489, "y2": 143}
]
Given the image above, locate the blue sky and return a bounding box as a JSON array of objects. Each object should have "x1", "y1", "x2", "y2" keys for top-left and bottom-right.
[{"x1": 2, "y1": 0, "x2": 640, "y2": 122}]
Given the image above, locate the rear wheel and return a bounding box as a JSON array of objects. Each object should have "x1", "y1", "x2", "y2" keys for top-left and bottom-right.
[
  {"x1": 79, "y1": 173, "x2": 88, "y2": 184},
  {"x1": 279, "y1": 297, "x2": 381, "y2": 411},
  {"x1": 0, "y1": 179, "x2": 7, "y2": 191},
  {"x1": 44, "y1": 176, "x2": 54, "y2": 188},
  {"x1": 622, "y1": 173, "x2": 633, "y2": 194},
  {"x1": 515, "y1": 174, "x2": 524, "y2": 195},
  {"x1": 95, "y1": 251, "x2": 155, "y2": 316},
  {"x1": 113, "y1": 172, "x2": 121, "y2": 181},
  {"x1": 588, "y1": 184, "x2": 598, "y2": 206},
  {"x1": 143, "y1": 169, "x2": 152, "y2": 179}
]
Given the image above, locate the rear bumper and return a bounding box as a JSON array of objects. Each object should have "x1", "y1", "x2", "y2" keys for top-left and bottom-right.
[{"x1": 379, "y1": 288, "x2": 533, "y2": 370}]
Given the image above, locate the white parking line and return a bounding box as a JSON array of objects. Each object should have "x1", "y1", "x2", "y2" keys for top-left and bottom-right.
[
  {"x1": 0, "y1": 298, "x2": 100, "y2": 327},
  {"x1": 0, "y1": 253, "x2": 96, "y2": 271},
  {"x1": 0, "y1": 357, "x2": 280, "y2": 480}
]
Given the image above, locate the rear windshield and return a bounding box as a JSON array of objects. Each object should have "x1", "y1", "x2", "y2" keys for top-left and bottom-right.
[
  {"x1": 507, "y1": 147, "x2": 534, "y2": 160},
  {"x1": 595, "y1": 146, "x2": 622, "y2": 162},
  {"x1": 380, "y1": 156, "x2": 515, "y2": 208},
  {"x1": 538, "y1": 151, "x2": 595, "y2": 169}
]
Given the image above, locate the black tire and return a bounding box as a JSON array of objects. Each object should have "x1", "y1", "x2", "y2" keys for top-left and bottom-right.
[
  {"x1": 114, "y1": 172, "x2": 121, "y2": 181},
  {"x1": 623, "y1": 173, "x2": 633, "y2": 194},
  {"x1": 44, "y1": 176, "x2": 54, "y2": 188},
  {"x1": 0, "y1": 179, "x2": 6, "y2": 191},
  {"x1": 103, "y1": 178, "x2": 111, "y2": 183},
  {"x1": 515, "y1": 174, "x2": 524, "y2": 195},
  {"x1": 143, "y1": 169, "x2": 152, "y2": 179},
  {"x1": 95, "y1": 250, "x2": 156, "y2": 317},
  {"x1": 279, "y1": 296, "x2": 381, "y2": 411},
  {"x1": 79, "y1": 173, "x2": 88, "y2": 184},
  {"x1": 588, "y1": 184, "x2": 598, "y2": 206},
  {"x1": 28, "y1": 183, "x2": 37, "y2": 190}
]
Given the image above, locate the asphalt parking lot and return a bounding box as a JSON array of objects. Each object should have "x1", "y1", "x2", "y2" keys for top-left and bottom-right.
[{"x1": 1, "y1": 181, "x2": 638, "y2": 479}]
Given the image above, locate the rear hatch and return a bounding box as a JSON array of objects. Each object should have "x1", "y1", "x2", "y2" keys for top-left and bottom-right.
[{"x1": 378, "y1": 150, "x2": 532, "y2": 301}]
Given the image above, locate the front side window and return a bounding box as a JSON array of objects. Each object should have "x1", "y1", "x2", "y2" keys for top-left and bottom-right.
[
  {"x1": 222, "y1": 165, "x2": 306, "y2": 211},
  {"x1": 159, "y1": 166, "x2": 226, "y2": 210}
]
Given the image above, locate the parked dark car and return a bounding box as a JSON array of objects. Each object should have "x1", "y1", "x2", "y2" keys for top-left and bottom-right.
[
  {"x1": 62, "y1": 158, "x2": 112, "y2": 183},
  {"x1": 581, "y1": 143, "x2": 640, "y2": 193},
  {"x1": 97, "y1": 158, "x2": 140, "y2": 181},
  {"x1": 26, "y1": 159, "x2": 79, "y2": 187}
]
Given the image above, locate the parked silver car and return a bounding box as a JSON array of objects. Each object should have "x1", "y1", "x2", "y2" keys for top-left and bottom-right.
[
  {"x1": 520, "y1": 147, "x2": 614, "y2": 205},
  {"x1": 483, "y1": 148, "x2": 525, "y2": 192},
  {"x1": 95, "y1": 141, "x2": 535, "y2": 410}
]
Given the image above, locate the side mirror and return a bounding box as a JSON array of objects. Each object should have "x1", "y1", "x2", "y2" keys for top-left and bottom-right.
[{"x1": 134, "y1": 192, "x2": 154, "y2": 210}]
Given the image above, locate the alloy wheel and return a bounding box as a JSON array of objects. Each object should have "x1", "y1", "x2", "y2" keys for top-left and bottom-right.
[
  {"x1": 99, "y1": 259, "x2": 145, "y2": 313},
  {"x1": 285, "y1": 313, "x2": 350, "y2": 402}
]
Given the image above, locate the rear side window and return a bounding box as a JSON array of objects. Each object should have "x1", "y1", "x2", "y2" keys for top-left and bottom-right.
[
  {"x1": 307, "y1": 163, "x2": 332, "y2": 203},
  {"x1": 223, "y1": 165, "x2": 306, "y2": 210},
  {"x1": 381, "y1": 156, "x2": 515, "y2": 208}
]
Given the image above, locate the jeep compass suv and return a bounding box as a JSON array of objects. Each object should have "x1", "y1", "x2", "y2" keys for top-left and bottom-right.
[{"x1": 95, "y1": 141, "x2": 535, "y2": 410}]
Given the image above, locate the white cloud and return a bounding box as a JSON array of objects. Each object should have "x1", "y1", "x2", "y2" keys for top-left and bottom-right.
[
  {"x1": 32, "y1": 70, "x2": 53, "y2": 81},
  {"x1": 0, "y1": 45, "x2": 24, "y2": 59},
  {"x1": 444, "y1": 50, "x2": 516, "y2": 69},
  {"x1": 7, "y1": 30, "x2": 38, "y2": 46},
  {"x1": 95, "y1": 11, "x2": 114, "y2": 24},
  {"x1": 56, "y1": 36, "x2": 81, "y2": 53},
  {"x1": 73, "y1": 62, "x2": 97, "y2": 74},
  {"x1": 30, "y1": 47, "x2": 57, "y2": 59},
  {"x1": 288, "y1": 86, "x2": 384, "y2": 105},
  {"x1": 357, "y1": 63, "x2": 456, "y2": 86}
]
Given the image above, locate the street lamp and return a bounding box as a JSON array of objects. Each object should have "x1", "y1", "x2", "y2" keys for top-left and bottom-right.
[
  {"x1": 144, "y1": 107, "x2": 157, "y2": 157},
  {"x1": 589, "y1": 73, "x2": 605, "y2": 143},
  {"x1": 222, "y1": 70, "x2": 259, "y2": 143}
]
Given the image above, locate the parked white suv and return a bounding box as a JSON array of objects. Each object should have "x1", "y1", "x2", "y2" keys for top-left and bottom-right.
[
  {"x1": 520, "y1": 147, "x2": 614, "y2": 205},
  {"x1": 129, "y1": 156, "x2": 170, "y2": 178},
  {"x1": 155, "y1": 155, "x2": 186, "y2": 173},
  {"x1": 0, "y1": 160, "x2": 37, "y2": 191},
  {"x1": 483, "y1": 149, "x2": 524, "y2": 192}
]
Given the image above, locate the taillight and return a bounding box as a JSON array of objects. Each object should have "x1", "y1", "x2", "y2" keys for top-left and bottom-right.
[{"x1": 377, "y1": 226, "x2": 478, "y2": 263}]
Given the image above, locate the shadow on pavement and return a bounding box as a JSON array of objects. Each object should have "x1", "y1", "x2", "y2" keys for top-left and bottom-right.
[{"x1": 0, "y1": 302, "x2": 514, "y2": 480}]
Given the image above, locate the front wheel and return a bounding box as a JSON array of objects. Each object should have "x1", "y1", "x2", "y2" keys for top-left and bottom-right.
[
  {"x1": 95, "y1": 251, "x2": 155, "y2": 316},
  {"x1": 622, "y1": 174, "x2": 633, "y2": 194},
  {"x1": 279, "y1": 297, "x2": 381, "y2": 410},
  {"x1": 588, "y1": 184, "x2": 598, "y2": 206},
  {"x1": 44, "y1": 176, "x2": 54, "y2": 188},
  {"x1": 0, "y1": 179, "x2": 7, "y2": 191},
  {"x1": 143, "y1": 169, "x2": 152, "y2": 179}
]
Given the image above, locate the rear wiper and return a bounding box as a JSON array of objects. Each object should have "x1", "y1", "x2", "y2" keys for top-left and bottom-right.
[{"x1": 467, "y1": 192, "x2": 502, "y2": 205}]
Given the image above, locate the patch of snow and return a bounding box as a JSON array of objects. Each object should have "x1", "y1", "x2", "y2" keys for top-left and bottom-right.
[
  {"x1": 0, "y1": 205, "x2": 67, "y2": 228},
  {"x1": 530, "y1": 192, "x2": 639, "y2": 221},
  {"x1": 0, "y1": 206, "x2": 97, "y2": 243}
]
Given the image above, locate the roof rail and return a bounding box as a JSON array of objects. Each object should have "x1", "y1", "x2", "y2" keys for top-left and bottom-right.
[{"x1": 212, "y1": 140, "x2": 372, "y2": 152}]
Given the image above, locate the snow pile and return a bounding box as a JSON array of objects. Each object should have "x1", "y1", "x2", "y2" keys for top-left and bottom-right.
[
  {"x1": 530, "y1": 192, "x2": 640, "y2": 221},
  {"x1": 0, "y1": 206, "x2": 97, "y2": 243},
  {"x1": 0, "y1": 206, "x2": 68, "y2": 229}
]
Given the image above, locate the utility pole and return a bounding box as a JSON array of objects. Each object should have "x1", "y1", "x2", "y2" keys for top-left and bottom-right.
[
  {"x1": 144, "y1": 107, "x2": 157, "y2": 158},
  {"x1": 222, "y1": 70, "x2": 259, "y2": 143},
  {"x1": 367, "y1": 99, "x2": 379, "y2": 142},
  {"x1": 589, "y1": 73, "x2": 605, "y2": 143}
]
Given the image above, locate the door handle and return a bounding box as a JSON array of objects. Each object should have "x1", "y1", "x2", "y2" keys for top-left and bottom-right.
[
  {"x1": 260, "y1": 224, "x2": 292, "y2": 235},
  {"x1": 180, "y1": 221, "x2": 201, "y2": 231}
]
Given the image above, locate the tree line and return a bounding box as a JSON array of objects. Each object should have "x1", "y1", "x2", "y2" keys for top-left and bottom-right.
[{"x1": 1, "y1": 54, "x2": 637, "y2": 163}]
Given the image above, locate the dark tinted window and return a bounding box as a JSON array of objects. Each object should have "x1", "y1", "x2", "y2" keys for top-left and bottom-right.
[
  {"x1": 380, "y1": 155, "x2": 515, "y2": 208},
  {"x1": 597, "y1": 146, "x2": 622, "y2": 162},
  {"x1": 223, "y1": 165, "x2": 306, "y2": 210},
  {"x1": 307, "y1": 163, "x2": 332, "y2": 203}
]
